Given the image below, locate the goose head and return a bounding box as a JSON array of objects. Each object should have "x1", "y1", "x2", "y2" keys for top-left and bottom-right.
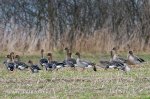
[
  {"x1": 112, "y1": 47, "x2": 117, "y2": 54},
  {"x1": 75, "y1": 52, "x2": 80, "y2": 58},
  {"x1": 41, "y1": 49, "x2": 44, "y2": 53},
  {"x1": 129, "y1": 51, "x2": 133, "y2": 55},
  {"x1": 15, "y1": 55, "x2": 20, "y2": 58},
  {"x1": 10, "y1": 52, "x2": 15, "y2": 57},
  {"x1": 47, "y1": 53, "x2": 52, "y2": 62},
  {"x1": 28, "y1": 60, "x2": 33, "y2": 65},
  {"x1": 112, "y1": 47, "x2": 117, "y2": 51},
  {"x1": 6, "y1": 55, "x2": 11, "y2": 58},
  {"x1": 64, "y1": 47, "x2": 69, "y2": 50},
  {"x1": 47, "y1": 53, "x2": 52, "y2": 56},
  {"x1": 64, "y1": 47, "x2": 69, "y2": 53},
  {"x1": 15, "y1": 55, "x2": 20, "y2": 61}
]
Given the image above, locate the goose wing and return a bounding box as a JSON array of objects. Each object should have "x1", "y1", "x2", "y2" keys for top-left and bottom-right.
[
  {"x1": 134, "y1": 55, "x2": 145, "y2": 63},
  {"x1": 7, "y1": 63, "x2": 15, "y2": 71},
  {"x1": 79, "y1": 59, "x2": 94, "y2": 67},
  {"x1": 40, "y1": 58, "x2": 48, "y2": 65},
  {"x1": 64, "y1": 58, "x2": 75, "y2": 67},
  {"x1": 138, "y1": 58, "x2": 145, "y2": 62},
  {"x1": 100, "y1": 60, "x2": 124, "y2": 69},
  {"x1": 100, "y1": 61, "x2": 111, "y2": 66},
  {"x1": 117, "y1": 57, "x2": 127, "y2": 63},
  {"x1": 69, "y1": 58, "x2": 76, "y2": 64},
  {"x1": 79, "y1": 60, "x2": 89, "y2": 67},
  {"x1": 66, "y1": 60, "x2": 74, "y2": 67},
  {"x1": 79, "y1": 59, "x2": 96, "y2": 71},
  {"x1": 15, "y1": 61, "x2": 28, "y2": 68},
  {"x1": 32, "y1": 65, "x2": 41, "y2": 70}
]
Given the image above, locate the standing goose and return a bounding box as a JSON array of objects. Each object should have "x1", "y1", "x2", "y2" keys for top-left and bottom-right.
[
  {"x1": 43, "y1": 53, "x2": 55, "y2": 71},
  {"x1": 64, "y1": 52, "x2": 76, "y2": 68},
  {"x1": 63, "y1": 48, "x2": 76, "y2": 66},
  {"x1": 28, "y1": 60, "x2": 41, "y2": 73},
  {"x1": 75, "y1": 52, "x2": 97, "y2": 71},
  {"x1": 3, "y1": 52, "x2": 16, "y2": 71},
  {"x1": 39, "y1": 49, "x2": 48, "y2": 67},
  {"x1": 14, "y1": 55, "x2": 28, "y2": 70},
  {"x1": 10, "y1": 52, "x2": 15, "y2": 62},
  {"x1": 3, "y1": 55, "x2": 15, "y2": 71},
  {"x1": 127, "y1": 51, "x2": 145, "y2": 65}
]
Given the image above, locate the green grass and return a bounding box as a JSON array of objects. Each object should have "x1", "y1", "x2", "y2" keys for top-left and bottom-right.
[{"x1": 0, "y1": 52, "x2": 150, "y2": 99}]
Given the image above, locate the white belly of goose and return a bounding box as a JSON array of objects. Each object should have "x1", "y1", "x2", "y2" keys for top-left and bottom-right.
[
  {"x1": 85, "y1": 65, "x2": 92, "y2": 68},
  {"x1": 76, "y1": 58, "x2": 93, "y2": 68},
  {"x1": 18, "y1": 65, "x2": 25, "y2": 70}
]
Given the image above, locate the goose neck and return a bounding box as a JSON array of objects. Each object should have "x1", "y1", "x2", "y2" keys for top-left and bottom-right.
[
  {"x1": 48, "y1": 56, "x2": 52, "y2": 63},
  {"x1": 41, "y1": 52, "x2": 44, "y2": 58}
]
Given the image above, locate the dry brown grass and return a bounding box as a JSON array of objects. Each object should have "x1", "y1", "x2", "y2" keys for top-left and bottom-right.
[{"x1": 0, "y1": 25, "x2": 149, "y2": 53}]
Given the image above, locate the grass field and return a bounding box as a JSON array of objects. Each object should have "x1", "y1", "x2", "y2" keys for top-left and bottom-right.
[{"x1": 0, "y1": 52, "x2": 150, "y2": 99}]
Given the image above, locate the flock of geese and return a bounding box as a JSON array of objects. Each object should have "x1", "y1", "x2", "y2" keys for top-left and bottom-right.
[{"x1": 3, "y1": 46, "x2": 145, "y2": 73}]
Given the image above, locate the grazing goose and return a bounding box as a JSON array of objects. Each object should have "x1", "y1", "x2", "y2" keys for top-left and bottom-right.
[
  {"x1": 39, "y1": 49, "x2": 48, "y2": 67},
  {"x1": 75, "y1": 52, "x2": 97, "y2": 71},
  {"x1": 28, "y1": 60, "x2": 41, "y2": 73},
  {"x1": 3, "y1": 54, "x2": 15, "y2": 71},
  {"x1": 127, "y1": 51, "x2": 145, "y2": 65},
  {"x1": 14, "y1": 55, "x2": 28, "y2": 70}
]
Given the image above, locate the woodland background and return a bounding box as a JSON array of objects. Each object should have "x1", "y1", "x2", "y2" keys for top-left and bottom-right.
[{"x1": 0, "y1": 0, "x2": 150, "y2": 52}]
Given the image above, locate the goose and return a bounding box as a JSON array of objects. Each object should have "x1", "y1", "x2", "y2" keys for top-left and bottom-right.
[
  {"x1": 64, "y1": 52, "x2": 76, "y2": 68},
  {"x1": 75, "y1": 52, "x2": 97, "y2": 71},
  {"x1": 100, "y1": 60, "x2": 130, "y2": 72},
  {"x1": 43, "y1": 53, "x2": 65, "y2": 71},
  {"x1": 43, "y1": 53, "x2": 64, "y2": 71},
  {"x1": 39, "y1": 49, "x2": 48, "y2": 67},
  {"x1": 3, "y1": 54, "x2": 15, "y2": 71},
  {"x1": 14, "y1": 55, "x2": 28, "y2": 70},
  {"x1": 111, "y1": 47, "x2": 127, "y2": 63},
  {"x1": 100, "y1": 50, "x2": 130, "y2": 72},
  {"x1": 28, "y1": 60, "x2": 41, "y2": 73},
  {"x1": 10, "y1": 52, "x2": 15, "y2": 62},
  {"x1": 63, "y1": 48, "x2": 76, "y2": 67},
  {"x1": 127, "y1": 51, "x2": 145, "y2": 65}
]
